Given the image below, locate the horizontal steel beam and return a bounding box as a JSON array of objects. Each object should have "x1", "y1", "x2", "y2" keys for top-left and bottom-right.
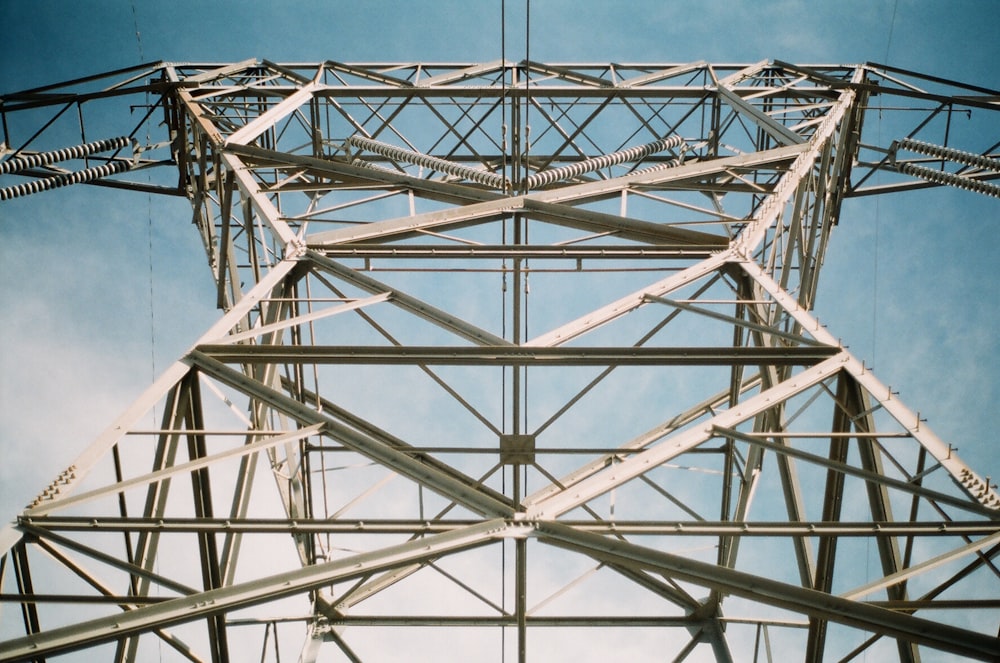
[
  {"x1": 322, "y1": 615, "x2": 702, "y2": 627},
  {"x1": 5, "y1": 62, "x2": 996, "y2": 109},
  {"x1": 0, "y1": 594, "x2": 168, "y2": 605},
  {"x1": 313, "y1": 244, "x2": 718, "y2": 260},
  {"x1": 4, "y1": 81, "x2": 908, "y2": 114},
  {"x1": 194, "y1": 344, "x2": 841, "y2": 366},
  {"x1": 22, "y1": 516, "x2": 998, "y2": 538},
  {"x1": 308, "y1": 85, "x2": 842, "y2": 100},
  {"x1": 867, "y1": 599, "x2": 1000, "y2": 610}
]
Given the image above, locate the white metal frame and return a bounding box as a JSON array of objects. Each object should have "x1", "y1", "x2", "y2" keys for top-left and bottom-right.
[{"x1": 1, "y1": 60, "x2": 998, "y2": 662}]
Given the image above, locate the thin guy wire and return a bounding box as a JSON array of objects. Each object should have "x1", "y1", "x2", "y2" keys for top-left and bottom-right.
[
  {"x1": 524, "y1": 0, "x2": 530, "y2": 439},
  {"x1": 872, "y1": 0, "x2": 897, "y2": 378},
  {"x1": 128, "y1": 3, "x2": 160, "y2": 661},
  {"x1": 863, "y1": 8, "x2": 898, "y2": 657},
  {"x1": 500, "y1": 4, "x2": 508, "y2": 661}
]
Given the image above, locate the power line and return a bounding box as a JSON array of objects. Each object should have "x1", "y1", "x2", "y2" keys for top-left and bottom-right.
[
  {"x1": 884, "y1": 0, "x2": 899, "y2": 64},
  {"x1": 129, "y1": 0, "x2": 145, "y2": 62}
]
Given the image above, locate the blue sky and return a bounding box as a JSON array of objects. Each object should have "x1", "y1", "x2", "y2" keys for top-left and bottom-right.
[{"x1": 0, "y1": 4, "x2": 998, "y2": 651}]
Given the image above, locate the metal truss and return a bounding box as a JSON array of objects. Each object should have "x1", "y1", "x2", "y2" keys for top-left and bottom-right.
[{"x1": 1, "y1": 60, "x2": 998, "y2": 662}]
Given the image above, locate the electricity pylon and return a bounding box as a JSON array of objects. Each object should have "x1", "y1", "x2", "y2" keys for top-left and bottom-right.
[{"x1": 1, "y1": 60, "x2": 998, "y2": 662}]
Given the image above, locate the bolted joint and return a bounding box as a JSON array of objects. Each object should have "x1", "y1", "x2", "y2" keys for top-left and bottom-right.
[{"x1": 500, "y1": 434, "x2": 536, "y2": 465}]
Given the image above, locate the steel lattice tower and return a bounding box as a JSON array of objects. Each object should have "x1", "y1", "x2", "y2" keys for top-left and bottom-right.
[{"x1": 1, "y1": 60, "x2": 999, "y2": 662}]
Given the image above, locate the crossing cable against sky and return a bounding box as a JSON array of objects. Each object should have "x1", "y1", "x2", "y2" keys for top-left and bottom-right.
[
  {"x1": 129, "y1": 0, "x2": 144, "y2": 61},
  {"x1": 884, "y1": 0, "x2": 899, "y2": 62},
  {"x1": 499, "y1": 4, "x2": 508, "y2": 660},
  {"x1": 864, "y1": 11, "x2": 899, "y2": 656},
  {"x1": 128, "y1": 0, "x2": 157, "y2": 399},
  {"x1": 523, "y1": 0, "x2": 531, "y2": 446},
  {"x1": 127, "y1": 2, "x2": 163, "y2": 661},
  {"x1": 500, "y1": 0, "x2": 508, "y2": 434},
  {"x1": 872, "y1": 0, "x2": 898, "y2": 378},
  {"x1": 524, "y1": 0, "x2": 531, "y2": 195}
]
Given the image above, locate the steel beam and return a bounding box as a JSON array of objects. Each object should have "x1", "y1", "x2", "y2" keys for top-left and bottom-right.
[
  {"x1": 312, "y1": 244, "x2": 717, "y2": 260},
  {"x1": 194, "y1": 344, "x2": 839, "y2": 366},
  {"x1": 24, "y1": 425, "x2": 323, "y2": 518},
  {"x1": 4, "y1": 60, "x2": 999, "y2": 662},
  {"x1": 23, "y1": 516, "x2": 997, "y2": 537},
  {"x1": 189, "y1": 351, "x2": 515, "y2": 517},
  {"x1": 307, "y1": 145, "x2": 807, "y2": 246},
  {"x1": 535, "y1": 521, "x2": 1000, "y2": 661},
  {"x1": 524, "y1": 353, "x2": 850, "y2": 519},
  {"x1": 714, "y1": 83, "x2": 805, "y2": 146},
  {"x1": 0, "y1": 520, "x2": 508, "y2": 662},
  {"x1": 225, "y1": 81, "x2": 321, "y2": 147},
  {"x1": 305, "y1": 250, "x2": 510, "y2": 346},
  {"x1": 840, "y1": 530, "x2": 1000, "y2": 601},
  {"x1": 714, "y1": 427, "x2": 998, "y2": 517},
  {"x1": 526, "y1": 250, "x2": 734, "y2": 347}
]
